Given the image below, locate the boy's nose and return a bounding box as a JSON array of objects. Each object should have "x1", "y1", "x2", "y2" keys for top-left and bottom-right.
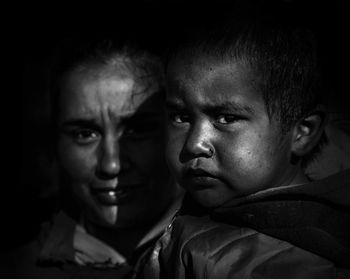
[
  {"x1": 181, "y1": 122, "x2": 214, "y2": 160},
  {"x1": 96, "y1": 138, "x2": 129, "y2": 179}
]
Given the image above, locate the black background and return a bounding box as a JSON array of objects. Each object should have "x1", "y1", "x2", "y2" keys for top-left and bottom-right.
[{"x1": 3, "y1": 0, "x2": 349, "y2": 250}]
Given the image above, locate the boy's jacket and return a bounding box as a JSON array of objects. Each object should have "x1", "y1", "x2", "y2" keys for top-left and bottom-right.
[
  {"x1": 211, "y1": 169, "x2": 350, "y2": 268},
  {"x1": 142, "y1": 170, "x2": 350, "y2": 279}
]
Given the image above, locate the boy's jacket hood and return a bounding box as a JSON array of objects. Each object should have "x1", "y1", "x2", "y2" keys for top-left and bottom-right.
[{"x1": 181, "y1": 169, "x2": 350, "y2": 268}]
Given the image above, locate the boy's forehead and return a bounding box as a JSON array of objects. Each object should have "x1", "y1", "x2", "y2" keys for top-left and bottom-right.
[
  {"x1": 167, "y1": 56, "x2": 258, "y2": 96},
  {"x1": 167, "y1": 55, "x2": 219, "y2": 82}
]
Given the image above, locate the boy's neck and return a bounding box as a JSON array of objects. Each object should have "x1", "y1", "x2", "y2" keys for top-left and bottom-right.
[{"x1": 284, "y1": 169, "x2": 310, "y2": 187}]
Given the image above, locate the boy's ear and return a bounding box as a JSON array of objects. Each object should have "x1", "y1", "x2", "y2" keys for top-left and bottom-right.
[{"x1": 291, "y1": 110, "x2": 327, "y2": 157}]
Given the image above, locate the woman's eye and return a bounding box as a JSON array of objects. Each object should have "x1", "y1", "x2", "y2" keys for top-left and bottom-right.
[
  {"x1": 73, "y1": 129, "x2": 100, "y2": 144},
  {"x1": 216, "y1": 115, "x2": 238, "y2": 124},
  {"x1": 124, "y1": 121, "x2": 160, "y2": 137},
  {"x1": 169, "y1": 113, "x2": 190, "y2": 124}
]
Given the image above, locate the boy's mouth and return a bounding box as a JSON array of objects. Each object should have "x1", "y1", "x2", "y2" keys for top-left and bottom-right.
[
  {"x1": 185, "y1": 168, "x2": 216, "y2": 177},
  {"x1": 183, "y1": 168, "x2": 222, "y2": 189}
]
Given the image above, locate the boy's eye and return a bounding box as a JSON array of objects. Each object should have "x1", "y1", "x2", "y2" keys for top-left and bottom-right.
[{"x1": 216, "y1": 115, "x2": 239, "y2": 124}]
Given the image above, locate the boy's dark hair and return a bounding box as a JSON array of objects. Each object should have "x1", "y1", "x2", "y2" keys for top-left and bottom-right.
[{"x1": 165, "y1": 0, "x2": 327, "y2": 167}]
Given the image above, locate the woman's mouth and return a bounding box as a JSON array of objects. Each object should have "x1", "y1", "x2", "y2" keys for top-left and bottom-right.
[{"x1": 91, "y1": 185, "x2": 143, "y2": 205}]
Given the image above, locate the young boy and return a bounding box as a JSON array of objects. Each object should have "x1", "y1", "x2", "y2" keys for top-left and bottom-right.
[{"x1": 139, "y1": 3, "x2": 350, "y2": 279}]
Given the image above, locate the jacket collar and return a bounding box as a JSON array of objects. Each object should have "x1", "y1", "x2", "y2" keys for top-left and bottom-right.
[{"x1": 37, "y1": 195, "x2": 183, "y2": 268}]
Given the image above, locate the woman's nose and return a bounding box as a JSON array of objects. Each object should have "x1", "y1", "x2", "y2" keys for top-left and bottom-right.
[{"x1": 96, "y1": 137, "x2": 125, "y2": 179}]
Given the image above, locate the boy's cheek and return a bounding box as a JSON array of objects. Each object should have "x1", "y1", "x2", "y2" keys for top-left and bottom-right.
[
  {"x1": 165, "y1": 153, "x2": 181, "y2": 175},
  {"x1": 165, "y1": 146, "x2": 182, "y2": 178}
]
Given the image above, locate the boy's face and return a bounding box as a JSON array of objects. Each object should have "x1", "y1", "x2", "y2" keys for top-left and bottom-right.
[
  {"x1": 166, "y1": 58, "x2": 301, "y2": 208},
  {"x1": 57, "y1": 65, "x2": 171, "y2": 229}
]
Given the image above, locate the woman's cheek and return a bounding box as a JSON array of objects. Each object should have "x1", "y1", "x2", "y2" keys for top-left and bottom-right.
[
  {"x1": 128, "y1": 139, "x2": 165, "y2": 172},
  {"x1": 58, "y1": 142, "x2": 96, "y2": 180}
]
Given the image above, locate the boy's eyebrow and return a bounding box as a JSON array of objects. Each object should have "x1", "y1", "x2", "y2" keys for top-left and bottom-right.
[
  {"x1": 165, "y1": 99, "x2": 255, "y2": 115},
  {"x1": 202, "y1": 102, "x2": 255, "y2": 115}
]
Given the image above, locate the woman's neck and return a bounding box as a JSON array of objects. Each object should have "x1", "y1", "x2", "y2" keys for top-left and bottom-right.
[{"x1": 84, "y1": 221, "x2": 153, "y2": 259}]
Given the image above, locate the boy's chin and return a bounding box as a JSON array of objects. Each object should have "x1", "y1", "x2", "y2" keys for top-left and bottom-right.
[{"x1": 190, "y1": 188, "x2": 234, "y2": 209}]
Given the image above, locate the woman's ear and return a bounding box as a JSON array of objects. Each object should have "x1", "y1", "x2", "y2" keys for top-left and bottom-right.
[{"x1": 291, "y1": 110, "x2": 327, "y2": 157}]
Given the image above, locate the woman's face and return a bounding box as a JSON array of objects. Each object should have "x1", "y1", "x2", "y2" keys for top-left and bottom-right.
[{"x1": 57, "y1": 65, "x2": 171, "y2": 229}]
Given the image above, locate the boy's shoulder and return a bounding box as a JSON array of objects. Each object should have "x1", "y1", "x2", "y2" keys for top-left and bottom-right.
[
  {"x1": 172, "y1": 214, "x2": 259, "y2": 252},
  {"x1": 156, "y1": 169, "x2": 350, "y2": 278},
  {"x1": 172, "y1": 213, "x2": 283, "y2": 260},
  {"x1": 163, "y1": 213, "x2": 343, "y2": 279}
]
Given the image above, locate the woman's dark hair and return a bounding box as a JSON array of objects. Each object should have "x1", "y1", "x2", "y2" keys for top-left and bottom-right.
[{"x1": 49, "y1": 37, "x2": 164, "y2": 130}]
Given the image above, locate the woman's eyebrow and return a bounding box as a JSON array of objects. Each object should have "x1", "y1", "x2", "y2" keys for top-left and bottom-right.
[
  {"x1": 60, "y1": 119, "x2": 100, "y2": 128},
  {"x1": 165, "y1": 100, "x2": 185, "y2": 110},
  {"x1": 121, "y1": 111, "x2": 163, "y2": 122}
]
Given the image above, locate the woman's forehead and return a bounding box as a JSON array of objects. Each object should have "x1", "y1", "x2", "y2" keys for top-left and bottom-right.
[
  {"x1": 66, "y1": 63, "x2": 161, "y2": 92},
  {"x1": 58, "y1": 70, "x2": 164, "y2": 124},
  {"x1": 69, "y1": 63, "x2": 161, "y2": 96}
]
